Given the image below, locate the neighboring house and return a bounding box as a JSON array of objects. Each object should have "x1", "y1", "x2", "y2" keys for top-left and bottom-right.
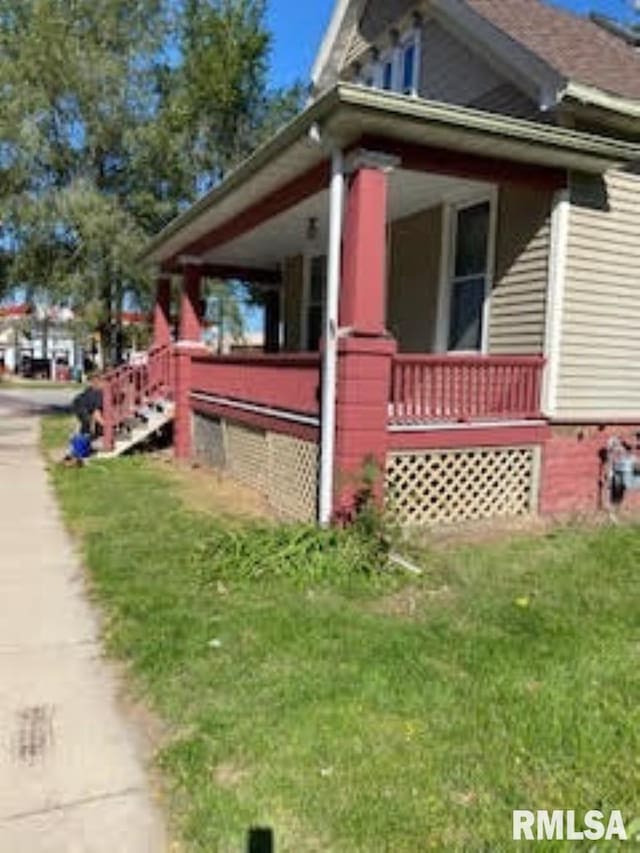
[
  {"x1": 125, "y1": 0, "x2": 640, "y2": 526},
  {"x1": 0, "y1": 303, "x2": 152, "y2": 377},
  {"x1": 0, "y1": 303, "x2": 80, "y2": 377}
]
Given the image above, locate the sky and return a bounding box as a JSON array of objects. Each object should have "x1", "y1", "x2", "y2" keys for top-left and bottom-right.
[{"x1": 265, "y1": 0, "x2": 637, "y2": 89}]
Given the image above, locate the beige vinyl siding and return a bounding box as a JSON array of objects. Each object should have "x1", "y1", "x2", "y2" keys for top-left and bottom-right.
[
  {"x1": 557, "y1": 170, "x2": 640, "y2": 418},
  {"x1": 283, "y1": 255, "x2": 304, "y2": 352},
  {"x1": 387, "y1": 206, "x2": 442, "y2": 352},
  {"x1": 489, "y1": 185, "x2": 552, "y2": 354},
  {"x1": 469, "y1": 83, "x2": 539, "y2": 120},
  {"x1": 419, "y1": 19, "x2": 505, "y2": 106}
]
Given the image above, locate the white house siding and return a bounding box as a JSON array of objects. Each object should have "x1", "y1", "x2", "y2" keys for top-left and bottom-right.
[
  {"x1": 556, "y1": 169, "x2": 640, "y2": 419},
  {"x1": 489, "y1": 185, "x2": 552, "y2": 354}
]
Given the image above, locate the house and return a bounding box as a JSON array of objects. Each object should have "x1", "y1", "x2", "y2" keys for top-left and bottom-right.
[
  {"x1": 0, "y1": 302, "x2": 82, "y2": 378},
  {"x1": 116, "y1": 0, "x2": 640, "y2": 526}
]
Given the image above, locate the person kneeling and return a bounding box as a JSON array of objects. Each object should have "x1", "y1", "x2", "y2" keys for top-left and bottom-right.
[{"x1": 71, "y1": 376, "x2": 104, "y2": 438}]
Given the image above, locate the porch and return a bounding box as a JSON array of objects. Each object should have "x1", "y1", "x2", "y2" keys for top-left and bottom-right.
[
  {"x1": 181, "y1": 349, "x2": 545, "y2": 432},
  {"x1": 126, "y1": 85, "x2": 630, "y2": 525}
]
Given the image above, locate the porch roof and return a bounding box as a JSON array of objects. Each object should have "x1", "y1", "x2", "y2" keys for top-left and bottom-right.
[{"x1": 143, "y1": 83, "x2": 640, "y2": 269}]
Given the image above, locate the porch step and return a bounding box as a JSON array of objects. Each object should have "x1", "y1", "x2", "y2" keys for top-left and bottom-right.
[{"x1": 96, "y1": 402, "x2": 175, "y2": 460}]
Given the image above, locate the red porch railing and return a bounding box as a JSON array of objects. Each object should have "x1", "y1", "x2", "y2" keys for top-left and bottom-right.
[
  {"x1": 147, "y1": 343, "x2": 173, "y2": 401},
  {"x1": 102, "y1": 344, "x2": 173, "y2": 451},
  {"x1": 190, "y1": 353, "x2": 321, "y2": 417},
  {"x1": 389, "y1": 354, "x2": 545, "y2": 426}
]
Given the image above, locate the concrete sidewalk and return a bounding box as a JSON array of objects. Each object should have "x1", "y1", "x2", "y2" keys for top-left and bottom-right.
[{"x1": 0, "y1": 407, "x2": 167, "y2": 852}]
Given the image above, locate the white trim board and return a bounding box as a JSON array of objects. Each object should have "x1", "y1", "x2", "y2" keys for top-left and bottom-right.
[
  {"x1": 542, "y1": 189, "x2": 570, "y2": 417},
  {"x1": 190, "y1": 391, "x2": 320, "y2": 428},
  {"x1": 389, "y1": 419, "x2": 547, "y2": 433},
  {"x1": 435, "y1": 188, "x2": 499, "y2": 355}
]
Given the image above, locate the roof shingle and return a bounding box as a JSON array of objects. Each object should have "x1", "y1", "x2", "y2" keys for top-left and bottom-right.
[{"x1": 464, "y1": 0, "x2": 640, "y2": 102}]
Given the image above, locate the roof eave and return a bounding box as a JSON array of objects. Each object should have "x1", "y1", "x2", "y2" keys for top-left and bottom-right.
[
  {"x1": 141, "y1": 87, "x2": 342, "y2": 264},
  {"x1": 142, "y1": 84, "x2": 640, "y2": 265},
  {"x1": 334, "y1": 84, "x2": 640, "y2": 169},
  {"x1": 561, "y1": 80, "x2": 640, "y2": 124}
]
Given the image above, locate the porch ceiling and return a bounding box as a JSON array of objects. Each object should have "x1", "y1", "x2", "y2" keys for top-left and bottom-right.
[
  {"x1": 144, "y1": 83, "x2": 640, "y2": 269},
  {"x1": 196, "y1": 170, "x2": 489, "y2": 272}
]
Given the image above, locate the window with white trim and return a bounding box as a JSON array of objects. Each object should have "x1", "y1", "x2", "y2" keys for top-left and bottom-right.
[
  {"x1": 400, "y1": 31, "x2": 420, "y2": 95},
  {"x1": 357, "y1": 27, "x2": 421, "y2": 97},
  {"x1": 381, "y1": 55, "x2": 394, "y2": 91},
  {"x1": 448, "y1": 201, "x2": 491, "y2": 351}
]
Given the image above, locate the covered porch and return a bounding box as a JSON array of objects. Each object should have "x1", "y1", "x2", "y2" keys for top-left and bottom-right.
[{"x1": 134, "y1": 84, "x2": 630, "y2": 524}]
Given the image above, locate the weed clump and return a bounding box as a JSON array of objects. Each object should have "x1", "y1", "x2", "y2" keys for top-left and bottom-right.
[{"x1": 190, "y1": 522, "x2": 389, "y2": 587}]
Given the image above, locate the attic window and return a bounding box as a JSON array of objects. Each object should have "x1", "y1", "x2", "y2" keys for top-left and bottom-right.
[
  {"x1": 358, "y1": 27, "x2": 421, "y2": 97},
  {"x1": 382, "y1": 58, "x2": 394, "y2": 91},
  {"x1": 401, "y1": 36, "x2": 418, "y2": 95}
]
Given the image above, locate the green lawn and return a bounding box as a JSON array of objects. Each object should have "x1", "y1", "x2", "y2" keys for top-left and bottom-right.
[
  {"x1": 42, "y1": 415, "x2": 640, "y2": 852},
  {"x1": 41, "y1": 414, "x2": 75, "y2": 452}
]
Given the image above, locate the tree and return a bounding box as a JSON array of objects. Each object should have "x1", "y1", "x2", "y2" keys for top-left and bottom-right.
[
  {"x1": 0, "y1": 0, "x2": 171, "y2": 359},
  {"x1": 0, "y1": 0, "x2": 303, "y2": 364}
]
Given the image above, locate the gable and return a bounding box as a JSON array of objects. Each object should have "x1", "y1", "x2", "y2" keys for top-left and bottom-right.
[
  {"x1": 338, "y1": 3, "x2": 539, "y2": 118},
  {"x1": 419, "y1": 19, "x2": 511, "y2": 109},
  {"x1": 313, "y1": 0, "x2": 640, "y2": 132}
]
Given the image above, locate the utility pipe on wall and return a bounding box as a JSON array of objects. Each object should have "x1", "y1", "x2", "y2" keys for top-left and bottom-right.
[{"x1": 318, "y1": 147, "x2": 345, "y2": 527}]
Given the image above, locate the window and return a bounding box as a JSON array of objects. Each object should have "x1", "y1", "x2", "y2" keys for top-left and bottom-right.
[
  {"x1": 305, "y1": 255, "x2": 326, "y2": 351},
  {"x1": 356, "y1": 27, "x2": 421, "y2": 97},
  {"x1": 382, "y1": 58, "x2": 394, "y2": 91},
  {"x1": 448, "y1": 202, "x2": 491, "y2": 352},
  {"x1": 401, "y1": 39, "x2": 417, "y2": 94}
]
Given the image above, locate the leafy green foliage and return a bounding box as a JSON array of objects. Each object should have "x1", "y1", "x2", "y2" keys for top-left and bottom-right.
[{"x1": 0, "y1": 0, "x2": 303, "y2": 359}]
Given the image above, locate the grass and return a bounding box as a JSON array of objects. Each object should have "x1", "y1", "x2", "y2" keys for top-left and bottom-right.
[
  {"x1": 42, "y1": 414, "x2": 640, "y2": 852},
  {"x1": 41, "y1": 414, "x2": 75, "y2": 452}
]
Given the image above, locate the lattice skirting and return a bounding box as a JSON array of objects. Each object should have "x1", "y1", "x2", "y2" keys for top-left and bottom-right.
[
  {"x1": 193, "y1": 412, "x2": 225, "y2": 469},
  {"x1": 192, "y1": 413, "x2": 318, "y2": 522},
  {"x1": 386, "y1": 446, "x2": 540, "y2": 527}
]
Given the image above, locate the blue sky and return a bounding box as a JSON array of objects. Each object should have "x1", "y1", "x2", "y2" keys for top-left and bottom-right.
[{"x1": 265, "y1": 0, "x2": 636, "y2": 88}]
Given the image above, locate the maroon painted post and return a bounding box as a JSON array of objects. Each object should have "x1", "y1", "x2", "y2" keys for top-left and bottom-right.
[
  {"x1": 339, "y1": 166, "x2": 388, "y2": 337},
  {"x1": 333, "y1": 158, "x2": 397, "y2": 519},
  {"x1": 102, "y1": 377, "x2": 115, "y2": 452},
  {"x1": 153, "y1": 274, "x2": 172, "y2": 347},
  {"x1": 334, "y1": 337, "x2": 397, "y2": 517},
  {"x1": 173, "y1": 345, "x2": 195, "y2": 459},
  {"x1": 179, "y1": 263, "x2": 204, "y2": 343},
  {"x1": 174, "y1": 263, "x2": 207, "y2": 459}
]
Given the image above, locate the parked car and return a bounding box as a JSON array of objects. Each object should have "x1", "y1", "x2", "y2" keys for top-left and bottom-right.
[{"x1": 19, "y1": 355, "x2": 51, "y2": 380}]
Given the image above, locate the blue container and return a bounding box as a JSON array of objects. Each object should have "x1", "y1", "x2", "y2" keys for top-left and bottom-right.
[{"x1": 70, "y1": 433, "x2": 92, "y2": 460}]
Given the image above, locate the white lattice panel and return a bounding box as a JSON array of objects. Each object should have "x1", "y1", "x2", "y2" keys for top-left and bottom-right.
[
  {"x1": 225, "y1": 423, "x2": 268, "y2": 493},
  {"x1": 267, "y1": 433, "x2": 318, "y2": 522},
  {"x1": 386, "y1": 446, "x2": 537, "y2": 527}
]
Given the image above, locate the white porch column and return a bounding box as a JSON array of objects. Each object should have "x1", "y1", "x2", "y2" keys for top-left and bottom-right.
[{"x1": 543, "y1": 188, "x2": 570, "y2": 417}]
